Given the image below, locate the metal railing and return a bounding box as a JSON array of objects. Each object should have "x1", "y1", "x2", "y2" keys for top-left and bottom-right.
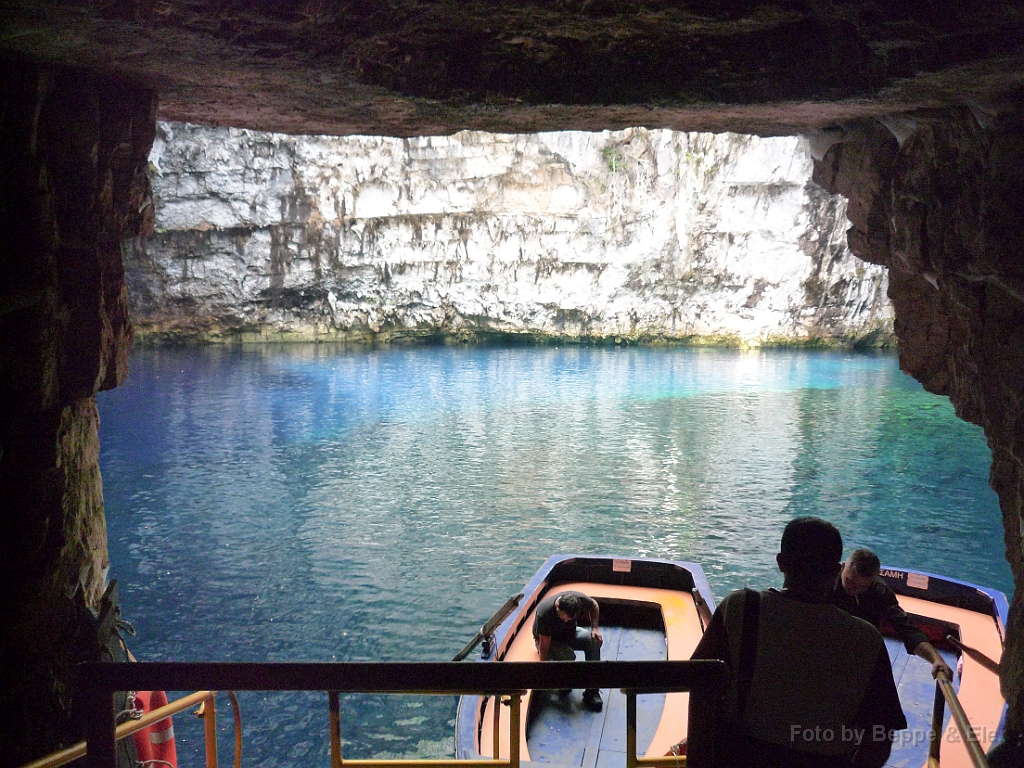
[
  {"x1": 75, "y1": 660, "x2": 728, "y2": 768},
  {"x1": 928, "y1": 669, "x2": 991, "y2": 768},
  {"x1": 21, "y1": 691, "x2": 216, "y2": 768}
]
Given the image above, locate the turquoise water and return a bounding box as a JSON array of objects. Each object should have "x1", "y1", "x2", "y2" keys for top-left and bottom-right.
[{"x1": 97, "y1": 345, "x2": 1011, "y2": 766}]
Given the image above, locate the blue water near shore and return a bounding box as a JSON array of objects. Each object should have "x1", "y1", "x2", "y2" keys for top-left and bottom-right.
[{"x1": 97, "y1": 344, "x2": 1012, "y2": 767}]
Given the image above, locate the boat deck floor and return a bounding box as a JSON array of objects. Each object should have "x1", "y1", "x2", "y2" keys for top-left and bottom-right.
[
  {"x1": 526, "y1": 625, "x2": 669, "y2": 768},
  {"x1": 883, "y1": 595, "x2": 1004, "y2": 768},
  {"x1": 526, "y1": 632, "x2": 968, "y2": 768},
  {"x1": 883, "y1": 637, "x2": 958, "y2": 768}
]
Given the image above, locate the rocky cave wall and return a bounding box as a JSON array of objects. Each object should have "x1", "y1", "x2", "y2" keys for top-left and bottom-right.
[
  {"x1": 813, "y1": 107, "x2": 1024, "y2": 734},
  {"x1": 0, "y1": 61, "x2": 155, "y2": 763},
  {"x1": 1, "y1": 56, "x2": 1024, "y2": 763},
  {"x1": 127, "y1": 122, "x2": 892, "y2": 347},
  {"x1": 3, "y1": 0, "x2": 1024, "y2": 763}
]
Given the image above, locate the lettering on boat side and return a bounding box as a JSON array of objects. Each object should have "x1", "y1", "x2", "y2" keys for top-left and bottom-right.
[
  {"x1": 906, "y1": 573, "x2": 929, "y2": 590},
  {"x1": 879, "y1": 569, "x2": 905, "y2": 580},
  {"x1": 612, "y1": 559, "x2": 632, "y2": 573}
]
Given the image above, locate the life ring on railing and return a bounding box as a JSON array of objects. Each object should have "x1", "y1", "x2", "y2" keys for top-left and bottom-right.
[{"x1": 133, "y1": 690, "x2": 178, "y2": 768}]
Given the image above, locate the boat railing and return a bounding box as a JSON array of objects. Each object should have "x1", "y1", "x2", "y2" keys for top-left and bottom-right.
[
  {"x1": 58, "y1": 660, "x2": 726, "y2": 768},
  {"x1": 19, "y1": 690, "x2": 227, "y2": 768},
  {"x1": 928, "y1": 669, "x2": 991, "y2": 768}
]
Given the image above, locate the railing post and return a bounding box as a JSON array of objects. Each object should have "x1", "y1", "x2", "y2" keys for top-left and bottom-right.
[
  {"x1": 83, "y1": 685, "x2": 116, "y2": 768},
  {"x1": 330, "y1": 691, "x2": 343, "y2": 768},
  {"x1": 625, "y1": 693, "x2": 638, "y2": 768},
  {"x1": 228, "y1": 690, "x2": 243, "y2": 768},
  {"x1": 929, "y1": 679, "x2": 946, "y2": 765},
  {"x1": 508, "y1": 694, "x2": 521, "y2": 768},
  {"x1": 492, "y1": 697, "x2": 500, "y2": 759},
  {"x1": 203, "y1": 692, "x2": 219, "y2": 768}
]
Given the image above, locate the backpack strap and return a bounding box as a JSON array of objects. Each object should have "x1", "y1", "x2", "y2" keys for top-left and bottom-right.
[{"x1": 736, "y1": 588, "x2": 761, "y2": 718}]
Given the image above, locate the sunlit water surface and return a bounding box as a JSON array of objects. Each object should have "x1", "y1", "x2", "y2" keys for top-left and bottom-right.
[{"x1": 98, "y1": 345, "x2": 1011, "y2": 767}]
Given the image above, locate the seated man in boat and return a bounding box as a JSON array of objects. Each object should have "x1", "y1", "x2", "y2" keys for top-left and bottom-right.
[
  {"x1": 829, "y1": 548, "x2": 953, "y2": 680},
  {"x1": 532, "y1": 590, "x2": 604, "y2": 711},
  {"x1": 691, "y1": 517, "x2": 907, "y2": 768}
]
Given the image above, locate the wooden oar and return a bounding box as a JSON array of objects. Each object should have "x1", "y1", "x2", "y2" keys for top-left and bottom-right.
[
  {"x1": 946, "y1": 634, "x2": 1001, "y2": 675},
  {"x1": 453, "y1": 592, "x2": 525, "y2": 661}
]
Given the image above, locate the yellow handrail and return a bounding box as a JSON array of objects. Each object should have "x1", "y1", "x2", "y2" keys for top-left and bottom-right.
[
  {"x1": 73, "y1": 660, "x2": 727, "y2": 768},
  {"x1": 227, "y1": 690, "x2": 243, "y2": 768},
  {"x1": 929, "y1": 669, "x2": 990, "y2": 768},
  {"x1": 625, "y1": 692, "x2": 689, "y2": 768},
  {"x1": 203, "y1": 692, "x2": 218, "y2": 768},
  {"x1": 21, "y1": 690, "x2": 215, "y2": 768}
]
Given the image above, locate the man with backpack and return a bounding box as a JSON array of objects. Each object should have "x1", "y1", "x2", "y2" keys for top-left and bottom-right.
[{"x1": 691, "y1": 517, "x2": 906, "y2": 767}]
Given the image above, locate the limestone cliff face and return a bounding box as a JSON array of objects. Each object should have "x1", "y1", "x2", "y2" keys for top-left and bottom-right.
[{"x1": 126, "y1": 122, "x2": 892, "y2": 346}]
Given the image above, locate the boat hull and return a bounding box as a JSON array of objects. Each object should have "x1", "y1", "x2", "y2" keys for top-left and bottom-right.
[{"x1": 454, "y1": 555, "x2": 716, "y2": 765}]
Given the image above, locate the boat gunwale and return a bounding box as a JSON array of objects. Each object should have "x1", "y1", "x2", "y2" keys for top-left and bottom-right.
[{"x1": 877, "y1": 565, "x2": 1009, "y2": 637}]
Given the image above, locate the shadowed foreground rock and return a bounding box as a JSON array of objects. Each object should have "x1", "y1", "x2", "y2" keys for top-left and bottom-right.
[
  {"x1": 0, "y1": 61, "x2": 154, "y2": 763},
  {"x1": 3, "y1": 1, "x2": 1024, "y2": 136}
]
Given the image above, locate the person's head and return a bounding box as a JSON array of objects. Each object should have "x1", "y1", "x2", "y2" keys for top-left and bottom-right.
[
  {"x1": 776, "y1": 517, "x2": 843, "y2": 594},
  {"x1": 555, "y1": 593, "x2": 584, "y2": 621},
  {"x1": 841, "y1": 548, "x2": 881, "y2": 597}
]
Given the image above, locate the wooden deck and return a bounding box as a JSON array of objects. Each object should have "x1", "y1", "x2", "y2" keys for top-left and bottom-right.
[{"x1": 526, "y1": 625, "x2": 669, "y2": 768}]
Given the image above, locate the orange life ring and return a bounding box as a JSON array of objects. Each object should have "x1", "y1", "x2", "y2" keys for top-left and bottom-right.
[{"x1": 132, "y1": 690, "x2": 178, "y2": 767}]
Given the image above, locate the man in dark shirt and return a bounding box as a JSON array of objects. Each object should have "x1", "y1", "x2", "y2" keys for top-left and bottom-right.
[
  {"x1": 829, "y1": 549, "x2": 952, "y2": 680},
  {"x1": 692, "y1": 517, "x2": 907, "y2": 768},
  {"x1": 532, "y1": 590, "x2": 604, "y2": 711}
]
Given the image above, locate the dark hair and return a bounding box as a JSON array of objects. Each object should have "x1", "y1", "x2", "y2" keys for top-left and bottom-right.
[
  {"x1": 779, "y1": 517, "x2": 843, "y2": 581},
  {"x1": 848, "y1": 548, "x2": 881, "y2": 578},
  {"x1": 556, "y1": 593, "x2": 584, "y2": 619}
]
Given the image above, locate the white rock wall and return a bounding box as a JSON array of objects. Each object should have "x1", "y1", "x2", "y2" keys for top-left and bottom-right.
[{"x1": 125, "y1": 122, "x2": 892, "y2": 345}]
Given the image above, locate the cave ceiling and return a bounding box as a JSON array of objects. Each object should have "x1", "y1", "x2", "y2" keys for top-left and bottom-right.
[{"x1": 3, "y1": 0, "x2": 1024, "y2": 137}]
